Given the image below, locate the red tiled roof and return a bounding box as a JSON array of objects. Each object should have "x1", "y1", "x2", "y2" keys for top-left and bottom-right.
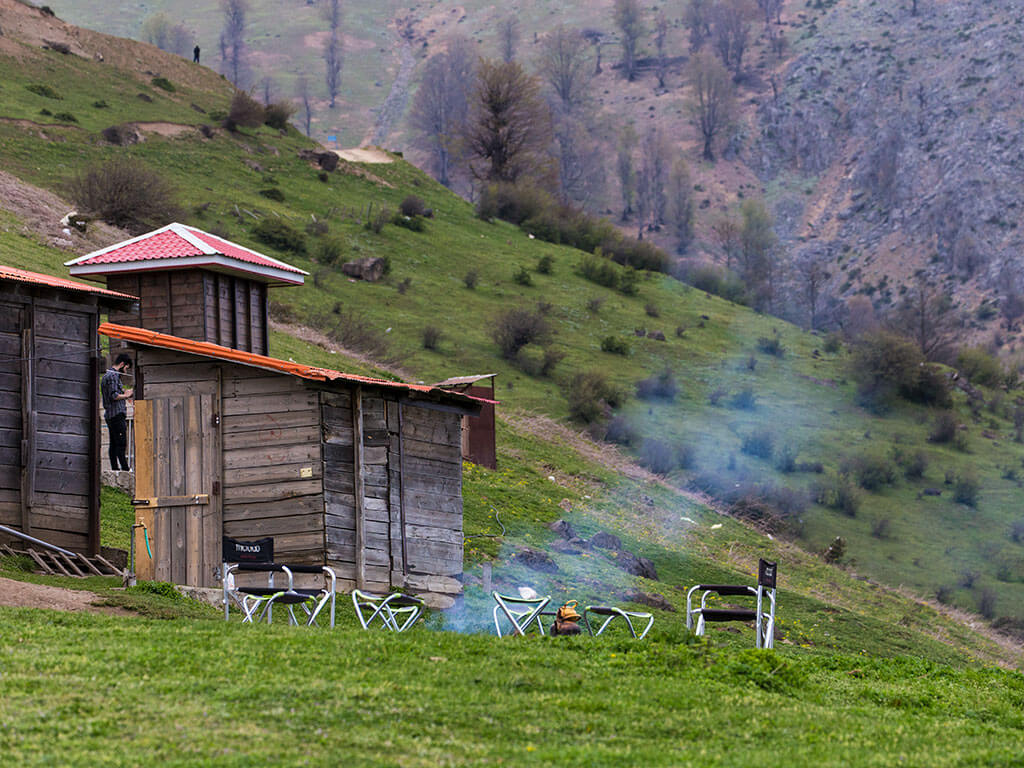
[
  {"x1": 99, "y1": 323, "x2": 483, "y2": 407},
  {"x1": 66, "y1": 223, "x2": 306, "y2": 285},
  {"x1": 0, "y1": 265, "x2": 137, "y2": 301}
]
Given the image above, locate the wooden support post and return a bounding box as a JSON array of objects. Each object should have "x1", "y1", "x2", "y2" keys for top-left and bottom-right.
[
  {"x1": 87, "y1": 313, "x2": 101, "y2": 555},
  {"x1": 397, "y1": 402, "x2": 408, "y2": 579},
  {"x1": 352, "y1": 385, "x2": 366, "y2": 590},
  {"x1": 19, "y1": 323, "x2": 34, "y2": 536}
]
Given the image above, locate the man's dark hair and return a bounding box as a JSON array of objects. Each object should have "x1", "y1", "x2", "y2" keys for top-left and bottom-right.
[{"x1": 114, "y1": 353, "x2": 132, "y2": 368}]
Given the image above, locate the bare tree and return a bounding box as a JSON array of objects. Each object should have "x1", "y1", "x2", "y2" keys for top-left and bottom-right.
[
  {"x1": 616, "y1": 124, "x2": 638, "y2": 219},
  {"x1": 653, "y1": 11, "x2": 669, "y2": 89},
  {"x1": 220, "y1": 0, "x2": 249, "y2": 87},
  {"x1": 322, "y1": 0, "x2": 343, "y2": 31},
  {"x1": 739, "y1": 198, "x2": 777, "y2": 310},
  {"x1": 796, "y1": 253, "x2": 831, "y2": 329},
  {"x1": 553, "y1": 121, "x2": 605, "y2": 206},
  {"x1": 684, "y1": 0, "x2": 713, "y2": 51},
  {"x1": 141, "y1": 13, "x2": 191, "y2": 57},
  {"x1": 497, "y1": 16, "x2": 520, "y2": 62},
  {"x1": 636, "y1": 127, "x2": 671, "y2": 237},
  {"x1": 891, "y1": 275, "x2": 962, "y2": 360},
  {"x1": 324, "y1": 31, "x2": 343, "y2": 108},
  {"x1": 756, "y1": 0, "x2": 783, "y2": 25},
  {"x1": 712, "y1": 212, "x2": 741, "y2": 271},
  {"x1": 613, "y1": 0, "x2": 645, "y2": 82},
  {"x1": 409, "y1": 36, "x2": 477, "y2": 188},
  {"x1": 668, "y1": 158, "x2": 695, "y2": 252},
  {"x1": 260, "y1": 76, "x2": 275, "y2": 105},
  {"x1": 711, "y1": 0, "x2": 755, "y2": 76},
  {"x1": 687, "y1": 50, "x2": 735, "y2": 161},
  {"x1": 536, "y1": 25, "x2": 591, "y2": 114},
  {"x1": 466, "y1": 59, "x2": 552, "y2": 184},
  {"x1": 296, "y1": 76, "x2": 313, "y2": 136}
]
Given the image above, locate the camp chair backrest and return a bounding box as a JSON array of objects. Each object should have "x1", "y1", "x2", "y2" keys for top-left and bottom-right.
[
  {"x1": 686, "y1": 559, "x2": 778, "y2": 649},
  {"x1": 223, "y1": 536, "x2": 274, "y2": 565},
  {"x1": 759, "y1": 559, "x2": 777, "y2": 589}
]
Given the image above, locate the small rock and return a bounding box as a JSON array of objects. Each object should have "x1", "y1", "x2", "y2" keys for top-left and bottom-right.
[
  {"x1": 548, "y1": 519, "x2": 577, "y2": 540},
  {"x1": 513, "y1": 547, "x2": 558, "y2": 574},
  {"x1": 590, "y1": 531, "x2": 622, "y2": 550},
  {"x1": 621, "y1": 591, "x2": 675, "y2": 612},
  {"x1": 341, "y1": 257, "x2": 387, "y2": 282},
  {"x1": 923, "y1": 488, "x2": 942, "y2": 496}
]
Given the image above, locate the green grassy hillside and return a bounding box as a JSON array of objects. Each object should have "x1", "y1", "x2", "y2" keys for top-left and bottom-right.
[{"x1": 1, "y1": 7, "x2": 1023, "y2": 644}]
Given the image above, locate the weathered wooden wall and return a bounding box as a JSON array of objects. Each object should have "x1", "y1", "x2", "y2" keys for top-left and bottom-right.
[
  {"x1": 220, "y1": 368, "x2": 322, "y2": 563},
  {"x1": 108, "y1": 270, "x2": 268, "y2": 355},
  {"x1": 0, "y1": 288, "x2": 100, "y2": 553},
  {"x1": 323, "y1": 388, "x2": 464, "y2": 601}
]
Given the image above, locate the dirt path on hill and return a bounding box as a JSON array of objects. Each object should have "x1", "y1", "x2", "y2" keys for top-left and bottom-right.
[{"x1": 0, "y1": 576, "x2": 133, "y2": 616}]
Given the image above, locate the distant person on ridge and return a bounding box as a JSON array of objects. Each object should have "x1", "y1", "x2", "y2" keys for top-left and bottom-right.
[
  {"x1": 193, "y1": 45, "x2": 200, "y2": 64},
  {"x1": 101, "y1": 354, "x2": 133, "y2": 471}
]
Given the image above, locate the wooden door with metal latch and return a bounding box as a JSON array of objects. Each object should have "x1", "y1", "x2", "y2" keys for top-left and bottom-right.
[{"x1": 132, "y1": 390, "x2": 221, "y2": 587}]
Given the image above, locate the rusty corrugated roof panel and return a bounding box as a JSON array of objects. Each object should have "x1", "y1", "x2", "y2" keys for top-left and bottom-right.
[
  {"x1": 434, "y1": 373, "x2": 498, "y2": 387},
  {"x1": 99, "y1": 322, "x2": 480, "y2": 406},
  {"x1": 0, "y1": 264, "x2": 138, "y2": 302}
]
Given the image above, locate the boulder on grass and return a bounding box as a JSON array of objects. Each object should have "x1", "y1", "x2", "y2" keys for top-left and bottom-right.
[{"x1": 341, "y1": 256, "x2": 387, "y2": 282}]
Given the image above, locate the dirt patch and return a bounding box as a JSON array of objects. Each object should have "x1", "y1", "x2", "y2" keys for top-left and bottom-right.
[
  {"x1": 131, "y1": 121, "x2": 196, "y2": 138},
  {"x1": 0, "y1": 169, "x2": 130, "y2": 254},
  {"x1": 0, "y1": 575, "x2": 133, "y2": 616},
  {"x1": 334, "y1": 147, "x2": 394, "y2": 164}
]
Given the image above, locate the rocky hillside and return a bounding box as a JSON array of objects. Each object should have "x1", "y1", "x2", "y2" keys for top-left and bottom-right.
[{"x1": 757, "y1": 0, "x2": 1024, "y2": 348}]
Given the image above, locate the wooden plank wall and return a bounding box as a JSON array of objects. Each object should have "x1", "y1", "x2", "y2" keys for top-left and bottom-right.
[
  {"x1": 0, "y1": 300, "x2": 22, "y2": 533},
  {"x1": 220, "y1": 366, "x2": 324, "y2": 563},
  {"x1": 322, "y1": 388, "x2": 465, "y2": 600},
  {"x1": 397, "y1": 403, "x2": 464, "y2": 598},
  {"x1": 107, "y1": 271, "x2": 268, "y2": 355},
  {"x1": 29, "y1": 301, "x2": 95, "y2": 551}
]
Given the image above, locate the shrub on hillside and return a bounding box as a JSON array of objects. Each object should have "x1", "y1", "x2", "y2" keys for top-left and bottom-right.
[
  {"x1": 515, "y1": 344, "x2": 563, "y2": 378},
  {"x1": 579, "y1": 253, "x2": 620, "y2": 289},
  {"x1": 252, "y1": 218, "x2": 306, "y2": 254},
  {"x1": 151, "y1": 76, "x2": 175, "y2": 92},
  {"x1": 953, "y1": 472, "x2": 979, "y2": 507},
  {"x1": 741, "y1": 429, "x2": 774, "y2": 460},
  {"x1": 603, "y1": 414, "x2": 639, "y2": 446},
  {"x1": 25, "y1": 83, "x2": 62, "y2": 99},
  {"x1": 365, "y1": 205, "x2": 391, "y2": 234},
  {"x1": 421, "y1": 325, "x2": 442, "y2": 350},
  {"x1": 728, "y1": 387, "x2": 757, "y2": 410},
  {"x1": 223, "y1": 90, "x2": 265, "y2": 131},
  {"x1": 397, "y1": 195, "x2": 426, "y2": 218},
  {"x1": 314, "y1": 237, "x2": 344, "y2": 266},
  {"x1": 640, "y1": 438, "x2": 676, "y2": 475},
  {"x1": 566, "y1": 370, "x2": 624, "y2": 424},
  {"x1": 757, "y1": 333, "x2": 785, "y2": 357},
  {"x1": 512, "y1": 266, "x2": 533, "y2": 286},
  {"x1": 259, "y1": 187, "x2": 286, "y2": 202},
  {"x1": 929, "y1": 411, "x2": 959, "y2": 444},
  {"x1": 392, "y1": 213, "x2": 426, "y2": 232},
  {"x1": 675, "y1": 260, "x2": 748, "y2": 304},
  {"x1": 814, "y1": 472, "x2": 860, "y2": 516},
  {"x1": 490, "y1": 308, "x2": 551, "y2": 359},
  {"x1": 635, "y1": 368, "x2": 678, "y2": 401},
  {"x1": 600, "y1": 335, "x2": 629, "y2": 355},
  {"x1": 775, "y1": 444, "x2": 797, "y2": 473},
  {"x1": 956, "y1": 346, "x2": 1002, "y2": 387},
  {"x1": 463, "y1": 270, "x2": 479, "y2": 289},
  {"x1": 842, "y1": 451, "x2": 897, "y2": 491},
  {"x1": 850, "y1": 331, "x2": 951, "y2": 410},
  {"x1": 536, "y1": 255, "x2": 554, "y2": 275},
  {"x1": 892, "y1": 447, "x2": 928, "y2": 479},
  {"x1": 1010, "y1": 519, "x2": 1024, "y2": 544},
  {"x1": 68, "y1": 157, "x2": 180, "y2": 234},
  {"x1": 264, "y1": 101, "x2": 296, "y2": 130}
]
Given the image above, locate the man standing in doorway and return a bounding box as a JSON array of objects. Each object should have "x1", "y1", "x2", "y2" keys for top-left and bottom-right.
[{"x1": 101, "y1": 354, "x2": 133, "y2": 471}]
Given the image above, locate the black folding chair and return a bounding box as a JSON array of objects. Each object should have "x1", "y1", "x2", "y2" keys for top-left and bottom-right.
[
  {"x1": 222, "y1": 537, "x2": 337, "y2": 627},
  {"x1": 686, "y1": 559, "x2": 777, "y2": 649}
]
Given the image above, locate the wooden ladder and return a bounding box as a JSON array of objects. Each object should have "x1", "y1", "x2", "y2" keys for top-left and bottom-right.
[{"x1": 0, "y1": 543, "x2": 126, "y2": 579}]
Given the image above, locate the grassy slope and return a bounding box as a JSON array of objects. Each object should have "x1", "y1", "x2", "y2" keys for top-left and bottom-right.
[{"x1": 1, "y1": 31, "x2": 1023, "y2": 627}]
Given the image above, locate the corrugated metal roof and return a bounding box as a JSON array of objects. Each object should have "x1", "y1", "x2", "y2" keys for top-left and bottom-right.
[
  {"x1": 0, "y1": 264, "x2": 138, "y2": 301},
  {"x1": 66, "y1": 223, "x2": 307, "y2": 285},
  {"x1": 99, "y1": 322, "x2": 482, "y2": 406}
]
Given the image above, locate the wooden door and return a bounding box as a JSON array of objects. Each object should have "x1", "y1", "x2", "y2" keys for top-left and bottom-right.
[{"x1": 133, "y1": 392, "x2": 221, "y2": 586}]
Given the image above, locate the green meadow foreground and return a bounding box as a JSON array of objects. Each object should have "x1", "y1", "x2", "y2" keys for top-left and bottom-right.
[{"x1": 1, "y1": 604, "x2": 1023, "y2": 767}]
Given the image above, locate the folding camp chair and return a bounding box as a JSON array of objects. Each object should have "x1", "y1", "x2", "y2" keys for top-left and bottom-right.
[
  {"x1": 492, "y1": 591, "x2": 551, "y2": 637},
  {"x1": 583, "y1": 605, "x2": 655, "y2": 639},
  {"x1": 222, "y1": 536, "x2": 338, "y2": 627},
  {"x1": 686, "y1": 559, "x2": 777, "y2": 649},
  {"x1": 351, "y1": 590, "x2": 425, "y2": 632}
]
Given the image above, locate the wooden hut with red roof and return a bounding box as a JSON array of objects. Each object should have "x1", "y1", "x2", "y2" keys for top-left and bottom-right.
[
  {"x1": 101, "y1": 323, "x2": 482, "y2": 607},
  {"x1": 0, "y1": 266, "x2": 136, "y2": 555},
  {"x1": 66, "y1": 222, "x2": 307, "y2": 355}
]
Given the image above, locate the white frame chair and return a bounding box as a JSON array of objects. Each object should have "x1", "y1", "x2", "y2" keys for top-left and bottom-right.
[
  {"x1": 686, "y1": 559, "x2": 777, "y2": 649},
  {"x1": 492, "y1": 591, "x2": 552, "y2": 637},
  {"x1": 582, "y1": 605, "x2": 655, "y2": 639},
  {"x1": 351, "y1": 590, "x2": 425, "y2": 632}
]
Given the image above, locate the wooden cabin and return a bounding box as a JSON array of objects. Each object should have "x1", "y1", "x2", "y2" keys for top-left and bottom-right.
[
  {"x1": 101, "y1": 322, "x2": 481, "y2": 607},
  {"x1": 66, "y1": 223, "x2": 306, "y2": 355},
  {"x1": 0, "y1": 266, "x2": 136, "y2": 554}
]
